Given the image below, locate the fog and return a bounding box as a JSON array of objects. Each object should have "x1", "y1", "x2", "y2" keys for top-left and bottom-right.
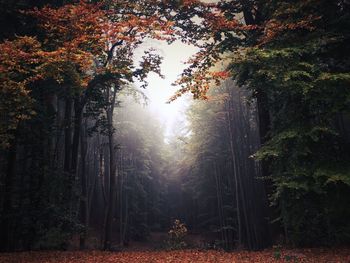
[{"x1": 134, "y1": 39, "x2": 198, "y2": 140}]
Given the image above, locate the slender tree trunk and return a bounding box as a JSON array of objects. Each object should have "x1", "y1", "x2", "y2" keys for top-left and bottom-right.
[
  {"x1": 119, "y1": 148, "x2": 124, "y2": 246},
  {"x1": 122, "y1": 170, "x2": 129, "y2": 246},
  {"x1": 87, "y1": 141, "x2": 98, "y2": 222},
  {"x1": 103, "y1": 86, "x2": 118, "y2": 250},
  {"x1": 225, "y1": 88, "x2": 242, "y2": 247},
  {"x1": 68, "y1": 97, "x2": 84, "y2": 219},
  {"x1": 64, "y1": 94, "x2": 72, "y2": 173},
  {"x1": 71, "y1": 97, "x2": 83, "y2": 177},
  {"x1": 213, "y1": 162, "x2": 224, "y2": 248},
  {"x1": 79, "y1": 119, "x2": 88, "y2": 249},
  {"x1": 0, "y1": 138, "x2": 17, "y2": 251}
]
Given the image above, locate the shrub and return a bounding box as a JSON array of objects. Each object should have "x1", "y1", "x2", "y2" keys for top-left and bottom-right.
[{"x1": 166, "y1": 219, "x2": 188, "y2": 250}]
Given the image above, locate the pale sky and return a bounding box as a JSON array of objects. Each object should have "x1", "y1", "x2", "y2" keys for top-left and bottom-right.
[
  {"x1": 134, "y1": 39, "x2": 199, "y2": 140},
  {"x1": 132, "y1": 0, "x2": 219, "y2": 140}
]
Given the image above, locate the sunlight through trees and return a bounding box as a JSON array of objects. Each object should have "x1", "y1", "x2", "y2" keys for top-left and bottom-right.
[{"x1": 0, "y1": 0, "x2": 349, "y2": 256}]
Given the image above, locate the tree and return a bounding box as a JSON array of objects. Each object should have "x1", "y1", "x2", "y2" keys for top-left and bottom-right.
[
  {"x1": 0, "y1": 0, "x2": 171, "y2": 251},
  {"x1": 231, "y1": 0, "x2": 350, "y2": 245},
  {"x1": 172, "y1": 0, "x2": 350, "y2": 246}
]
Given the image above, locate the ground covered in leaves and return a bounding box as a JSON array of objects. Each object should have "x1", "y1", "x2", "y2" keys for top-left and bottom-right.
[{"x1": 0, "y1": 249, "x2": 349, "y2": 263}]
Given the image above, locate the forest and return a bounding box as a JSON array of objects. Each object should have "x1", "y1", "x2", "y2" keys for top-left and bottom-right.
[{"x1": 0, "y1": 0, "x2": 350, "y2": 262}]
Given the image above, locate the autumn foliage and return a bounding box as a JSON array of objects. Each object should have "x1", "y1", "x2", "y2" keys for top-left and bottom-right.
[
  {"x1": 0, "y1": 0, "x2": 173, "y2": 251},
  {"x1": 0, "y1": 37, "x2": 41, "y2": 148},
  {"x1": 1, "y1": 0, "x2": 349, "y2": 254},
  {"x1": 0, "y1": 0, "x2": 174, "y2": 149},
  {"x1": 0, "y1": 249, "x2": 350, "y2": 263},
  {"x1": 167, "y1": 219, "x2": 188, "y2": 249},
  {"x1": 169, "y1": 0, "x2": 324, "y2": 101}
]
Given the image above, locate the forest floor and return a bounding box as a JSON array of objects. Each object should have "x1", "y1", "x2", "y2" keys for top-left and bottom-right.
[
  {"x1": 0, "y1": 248, "x2": 349, "y2": 263},
  {"x1": 1, "y1": 233, "x2": 349, "y2": 262}
]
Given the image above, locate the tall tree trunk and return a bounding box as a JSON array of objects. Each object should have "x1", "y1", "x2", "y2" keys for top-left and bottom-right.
[
  {"x1": 71, "y1": 97, "x2": 83, "y2": 177},
  {"x1": 213, "y1": 162, "x2": 224, "y2": 248},
  {"x1": 119, "y1": 148, "x2": 124, "y2": 246},
  {"x1": 64, "y1": 94, "x2": 72, "y2": 173},
  {"x1": 69, "y1": 97, "x2": 84, "y2": 218},
  {"x1": 79, "y1": 119, "x2": 88, "y2": 249},
  {"x1": 0, "y1": 138, "x2": 17, "y2": 251},
  {"x1": 103, "y1": 86, "x2": 118, "y2": 250},
  {"x1": 225, "y1": 87, "x2": 242, "y2": 247}
]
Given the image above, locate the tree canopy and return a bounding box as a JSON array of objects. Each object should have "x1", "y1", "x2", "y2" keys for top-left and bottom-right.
[{"x1": 0, "y1": 0, "x2": 349, "y2": 252}]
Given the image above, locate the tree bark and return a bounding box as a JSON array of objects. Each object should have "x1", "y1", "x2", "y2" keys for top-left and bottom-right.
[
  {"x1": 103, "y1": 86, "x2": 118, "y2": 250},
  {"x1": 64, "y1": 94, "x2": 72, "y2": 173},
  {"x1": 0, "y1": 138, "x2": 17, "y2": 251},
  {"x1": 79, "y1": 119, "x2": 88, "y2": 249}
]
